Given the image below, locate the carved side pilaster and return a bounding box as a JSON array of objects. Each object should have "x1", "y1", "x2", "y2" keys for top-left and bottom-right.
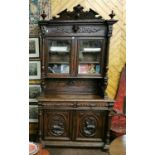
[
  {"x1": 39, "y1": 32, "x2": 46, "y2": 91},
  {"x1": 103, "y1": 103, "x2": 114, "y2": 151},
  {"x1": 103, "y1": 36, "x2": 110, "y2": 98},
  {"x1": 38, "y1": 106, "x2": 43, "y2": 142},
  {"x1": 107, "y1": 25, "x2": 113, "y2": 37},
  {"x1": 40, "y1": 26, "x2": 48, "y2": 36}
]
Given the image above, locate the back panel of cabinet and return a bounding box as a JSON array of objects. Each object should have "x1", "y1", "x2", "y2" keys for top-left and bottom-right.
[{"x1": 44, "y1": 78, "x2": 103, "y2": 95}]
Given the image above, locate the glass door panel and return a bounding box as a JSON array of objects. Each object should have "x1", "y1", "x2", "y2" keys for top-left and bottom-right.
[
  {"x1": 48, "y1": 40, "x2": 71, "y2": 74},
  {"x1": 78, "y1": 39, "x2": 102, "y2": 75}
]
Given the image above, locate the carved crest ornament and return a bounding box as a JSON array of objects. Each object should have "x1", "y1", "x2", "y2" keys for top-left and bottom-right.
[
  {"x1": 40, "y1": 4, "x2": 115, "y2": 21},
  {"x1": 52, "y1": 4, "x2": 102, "y2": 20}
]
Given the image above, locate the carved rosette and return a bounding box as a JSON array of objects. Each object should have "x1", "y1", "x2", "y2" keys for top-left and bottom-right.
[
  {"x1": 48, "y1": 114, "x2": 65, "y2": 136},
  {"x1": 80, "y1": 115, "x2": 98, "y2": 137}
]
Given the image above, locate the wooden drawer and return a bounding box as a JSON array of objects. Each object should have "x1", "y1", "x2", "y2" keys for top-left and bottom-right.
[
  {"x1": 39, "y1": 101, "x2": 75, "y2": 109},
  {"x1": 76, "y1": 101, "x2": 109, "y2": 109}
]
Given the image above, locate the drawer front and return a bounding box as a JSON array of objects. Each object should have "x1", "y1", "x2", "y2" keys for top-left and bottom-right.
[
  {"x1": 77, "y1": 101, "x2": 109, "y2": 109},
  {"x1": 74, "y1": 110, "x2": 107, "y2": 142},
  {"x1": 40, "y1": 101, "x2": 75, "y2": 109},
  {"x1": 43, "y1": 110, "x2": 72, "y2": 141}
]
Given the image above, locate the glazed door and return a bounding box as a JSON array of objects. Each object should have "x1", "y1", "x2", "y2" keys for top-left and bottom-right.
[
  {"x1": 45, "y1": 37, "x2": 74, "y2": 78},
  {"x1": 44, "y1": 37, "x2": 105, "y2": 78},
  {"x1": 76, "y1": 37, "x2": 105, "y2": 78}
]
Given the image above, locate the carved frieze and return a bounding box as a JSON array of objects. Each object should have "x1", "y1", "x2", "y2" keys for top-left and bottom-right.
[{"x1": 46, "y1": 26, "x2": 102, "y2": 34}]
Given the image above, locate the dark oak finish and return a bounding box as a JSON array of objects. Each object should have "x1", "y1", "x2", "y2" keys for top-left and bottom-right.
[{"x1": 38, "y1": 4, "x2": 117, "y2": 150}]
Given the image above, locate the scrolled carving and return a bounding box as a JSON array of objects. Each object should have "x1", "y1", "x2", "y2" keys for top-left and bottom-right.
[
  {"x1": 78, "y1": 26, "x2": 101, "y2": 33},
  {"x1": 50, "y1": 26, "x2": 102, "y2": 34},
  {"x1": 53, "y1": 4, "x2": 102, "y2": 20}
]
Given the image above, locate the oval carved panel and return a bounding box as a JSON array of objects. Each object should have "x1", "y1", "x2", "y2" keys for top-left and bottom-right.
[
  {"x1": 48, "y1": 114, "x2": 65, "y2": 136},
  {"x1": 80, "y1": 115, "x2": 98, "y2": 137}
]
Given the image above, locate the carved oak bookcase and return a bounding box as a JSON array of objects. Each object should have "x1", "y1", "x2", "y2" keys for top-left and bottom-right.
[{"x1": 38, "y1": 5, "x2": 117, "y2": 150}]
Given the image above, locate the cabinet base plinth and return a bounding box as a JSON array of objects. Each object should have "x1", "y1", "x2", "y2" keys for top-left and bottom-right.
[{"x1": 40, "y1": 140, "x2": 105, "y2": 148}]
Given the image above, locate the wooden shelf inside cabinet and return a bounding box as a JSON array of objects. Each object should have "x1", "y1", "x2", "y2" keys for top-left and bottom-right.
[
  {"x1": 77, "y1": 75, "x2": 102, "y2": 78},
  {"x1": 49, "y1": 51, "x2": 70, "y2": 54},
  {"x1": 48, "y1": 62, "x2": 69, "y2": 64},
  {"x1": 82, "y1": 48, "x2": 101, "y2": 52},
  {"x1": 79, "y1": 62, "x2": 100, "y2": 64},
  {"x1": 47, "y1": 73, "x2": 70, "y2": 78},
  {"x1": 82, "y1": 51, "x2": 101, "y2": 53}
]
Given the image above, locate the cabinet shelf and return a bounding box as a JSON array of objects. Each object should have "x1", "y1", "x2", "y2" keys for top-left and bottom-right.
[
  {"x1": 82, "y1": 51, "x2": 100, "y2": 53},
  {"x1": 49, "y1": 51, "x2": 69, "y2": 54},
  {"x1": 50, "y1": 46, "x2": 69, "y2": 52},
  {"x1": 79, "y1": 62, "x2": 100, "y2": 64},
  {"x1": 48, "y1": 62, "x2": 69, "y2": 64},
  {"x1": 83, "y1": 48, "x2": 101, "y2": 52}
]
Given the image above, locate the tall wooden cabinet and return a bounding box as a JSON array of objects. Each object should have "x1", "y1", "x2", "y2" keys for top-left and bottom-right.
[{"x1": 38, "y1": 5, "x2": 117, "y2": 149}]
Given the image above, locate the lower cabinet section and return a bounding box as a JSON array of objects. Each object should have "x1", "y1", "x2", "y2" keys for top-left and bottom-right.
[{"x1": 38, "y1": 100, "x2": 114, "y2": 149}]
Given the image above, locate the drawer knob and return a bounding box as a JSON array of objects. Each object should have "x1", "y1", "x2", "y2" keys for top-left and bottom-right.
[{"x1": 72, "y1": 25, "x2": 79, "y2": 33}]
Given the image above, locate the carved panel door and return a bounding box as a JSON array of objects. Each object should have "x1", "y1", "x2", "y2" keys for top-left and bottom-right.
[
  {"x1": 43, "y1": 110, "x2": 72, "y2": 141},
  {"x1": 75, "y1": 110, "x2": 107, "y2": 142}
]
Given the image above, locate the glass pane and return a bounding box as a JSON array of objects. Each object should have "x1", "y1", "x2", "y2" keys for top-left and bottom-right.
[
  {"x1": 78, "y1": 40, "x2": 102, "y2": 74},
  {"x1": 48, "y1": 40, "x2": 71, "y2": 74},
  {"x1": 78, "y1": 64, "x2": 100, "y2": 74}
]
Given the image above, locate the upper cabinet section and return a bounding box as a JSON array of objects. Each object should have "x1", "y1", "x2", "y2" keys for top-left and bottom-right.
[
  {"x1": 39, "y1": 5, "x2": 117, "y2": 37},
  {"x1": 39, "y1": 5, "x2": 117, "y2": 79}
]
